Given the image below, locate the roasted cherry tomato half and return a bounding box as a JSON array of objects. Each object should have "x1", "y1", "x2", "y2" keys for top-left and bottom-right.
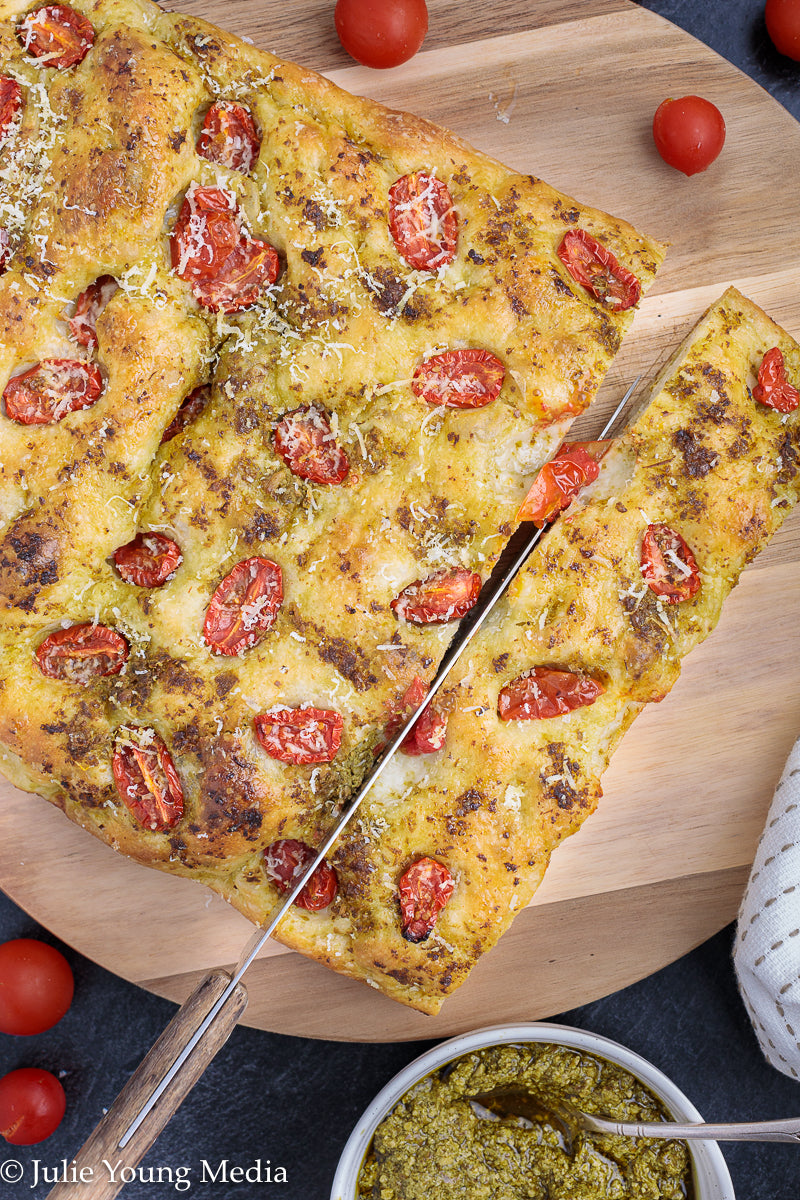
[
  {"x1": 161, "y1": 384, "x2": 210, "y2": 444},
  {"x1": 254, "y1": 706, "x2": 344, "y2": 765},
  {"x1": 335, "y1": 0, "x2": 428, "y2": 68},
  {"x1": 35, "y1": 623, "x2": 129, "y2": 684},
  {"x1": 113, "y1": 532, "x2": 183, "y2": 588},
  {"x1": 3, "y1": 359, "x2": 103, "y2": 425},
  {"x1": 412, "y1": 348, "x2": 505, "y2": 409},
  {"x1": 388, "y1": 172, "x2": 458, "y2": 272},
  {"x1": 273, "y1": 404, "x2": 350, "y2": 484},
  {"x1": 766, "y1": 0, "x2": 800, "y2": 59},
  {"x1": 395, "y1": 676, "x2": 447, "y2": 755},
  {"x1": 558, "y1": 229, "x2": 640, "y2": 310},
  {"x1": 0, "y1": 1068, "x2": 66, "y2": 1145},
  {"x1": 652, "y1": 95, "x2": 726, "y2": 176},
  {"x1": 398, "y1": 857, "x2": 454, "y2": 942},
  {"x1": 0, "y1": 76, "x2": 23, "y2": 146},
  {"x1": 17, "y1": 4, "x2": 94, "y2": 68},
  {"x1": 391, "y1": 566, "x2": 481, "y2": 625},
  {"x1": 498, "y1": 666, "x2": 605, "y2": 722},
  {"x1": 67, "y1": 275, "x2": 117, "y2": 350},
  {"x1": 402, "y1": 700, "x2": 447, "y2": 756},
  {"x1": 376, "y1": 676, "x2": 448, "y2": 757},
  {"x1": 196, "y1": 100, "x2": 261, "y2": 173},
  {"x1": 517, "y1": 441, "x2": 609, "y2": 527},
  {"x1": 0, "y1": 939, "x2": 74, "y2": 1036},
  {"x1": 170, "y1": 184, "x2": 280, "y2": 313},
  {"x1": 640, "y1": 523, "x2": 701, "y2": 604},
  {"x1": 752, "y1": 346, "x2": 800, "y2": 413},
  {"x1": 264, "y1": 839, "x2": 338, "y2": 910},
  {"x1": 203, "y1": 556, "x2": 283, "y2": 656},
  {"x1": 112, "y1": 726, "x2": 184, "y2": 832}
]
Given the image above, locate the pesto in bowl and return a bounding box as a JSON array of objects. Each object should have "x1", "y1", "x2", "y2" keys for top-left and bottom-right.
[{"x1": 357, "y1": 1042, "x2": 692, "y2": 1200}]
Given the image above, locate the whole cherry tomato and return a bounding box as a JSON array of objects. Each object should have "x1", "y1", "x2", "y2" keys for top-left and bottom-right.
[
  {"x1": 398, "y1": 857, "x2": 454, "y2": 942},
  {"x1": 0, "y1": 1068, "x2": 66, "y2": 1145},
  {"x1": 0, "y1": 939, "x2": 74, "y2": 1036},
  {"x1": 652, "y1": 96, "x2": 726, "y2": 176},
  {"x1": 765, "y1": 0, "x2": 800, "y2": 60},
  {"x1": 334, "y1": 0, "x2": 428, "y2": 69}
]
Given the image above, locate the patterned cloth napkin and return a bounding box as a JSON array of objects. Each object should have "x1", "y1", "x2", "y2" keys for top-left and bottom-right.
[{"x1": 734, "y1": 737, "x2": 800, "y2": 1081}]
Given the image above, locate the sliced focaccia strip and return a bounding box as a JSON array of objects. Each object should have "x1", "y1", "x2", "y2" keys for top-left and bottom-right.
[
  {"x1": 0, "y1": 0, "x2": 664, "y2": 897},
  {"x1": 209, "y1": 286, "x2": 799, "y2": 1013}
]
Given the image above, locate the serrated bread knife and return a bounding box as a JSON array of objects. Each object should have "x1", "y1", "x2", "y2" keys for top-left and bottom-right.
[{"x1": 45, "y1": 380, "x2": 640, "y2": 1199}]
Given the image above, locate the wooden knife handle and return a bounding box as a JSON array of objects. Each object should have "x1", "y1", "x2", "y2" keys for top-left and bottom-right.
[{"x1": 46, "y1": 970, "x2": 248, "y2": 1199}]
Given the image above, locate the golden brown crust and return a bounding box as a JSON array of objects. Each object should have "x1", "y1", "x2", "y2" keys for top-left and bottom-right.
[
  {"x1": 262, "y1": 287, "x2": 800, "y2": 1012},
  {"x1": 0, "y1": 0, "x2": 665, "y2": 1011}
]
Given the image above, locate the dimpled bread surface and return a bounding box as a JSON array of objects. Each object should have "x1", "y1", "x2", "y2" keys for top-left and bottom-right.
[
  {"x1": 0, "y1": 0, "x2": 665, "y2": 1011},
  {"x1": 294, "y1": 288, "x2": 800, "y2": 1012}
]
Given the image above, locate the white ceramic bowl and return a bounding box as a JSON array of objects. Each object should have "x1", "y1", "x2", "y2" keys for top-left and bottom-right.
[{"x1": 331, "y1": 1021, "x2": 735, "y2": 1200}]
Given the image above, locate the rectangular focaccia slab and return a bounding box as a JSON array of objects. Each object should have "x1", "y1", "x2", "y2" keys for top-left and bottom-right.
[
  {"x1": 243, "y1": 287, "x2": 799, "y2": 1013},
  {"x1": 0, "y1": 0, "x2": 664, "y2": 993}
]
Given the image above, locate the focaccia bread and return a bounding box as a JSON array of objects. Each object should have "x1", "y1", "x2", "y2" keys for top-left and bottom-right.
[
  {"x1": 0, "y1": 0, "x2": 664, "y2": 1001},
  {"x1": 257, "y1": 287, "x2": 799, "y2": 1012}
]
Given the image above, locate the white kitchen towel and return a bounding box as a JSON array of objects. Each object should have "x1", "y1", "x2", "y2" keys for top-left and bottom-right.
[{"x1": 734, "y1": 737, "x2": 800, "y2": 1080}]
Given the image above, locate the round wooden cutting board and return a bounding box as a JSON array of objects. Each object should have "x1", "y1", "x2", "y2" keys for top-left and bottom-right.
[{"x1": 2, "y1": 0, "x2": 800, "y2": 1042}]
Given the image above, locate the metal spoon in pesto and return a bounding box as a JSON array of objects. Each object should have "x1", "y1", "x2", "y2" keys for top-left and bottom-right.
[{"x1": 472, "y1": 1088, "x2": 800, "y2": 1144}]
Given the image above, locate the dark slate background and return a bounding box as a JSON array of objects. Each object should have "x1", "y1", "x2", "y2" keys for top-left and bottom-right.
[{"x1": 2, "y1": 2, "x2": 800, "y2": 1197}]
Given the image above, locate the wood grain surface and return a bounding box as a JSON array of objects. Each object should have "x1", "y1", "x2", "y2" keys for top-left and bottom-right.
[{"x1": 2, "y1": 0, "x2": 800, "y2": 1041}]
